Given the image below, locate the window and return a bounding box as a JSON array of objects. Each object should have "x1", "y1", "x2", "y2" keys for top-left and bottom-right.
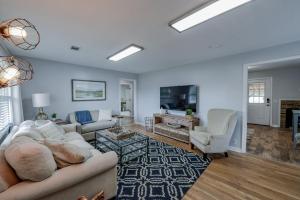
[
  {"x1": 248, "y1": 82, "x2": 265, "y2": 104},
  {"x1": 0, "y1": 88, "x2": 13, "y2": 130}
]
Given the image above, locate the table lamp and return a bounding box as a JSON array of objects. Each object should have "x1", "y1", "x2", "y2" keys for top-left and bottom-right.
[{"x1": 32, "y1": 93, "x2": 50, "y2": 120}]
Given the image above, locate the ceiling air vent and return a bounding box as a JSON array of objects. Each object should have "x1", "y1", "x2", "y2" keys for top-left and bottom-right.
[{"x1": 70, "y1": 46, "x2": 80, "y2": 51}]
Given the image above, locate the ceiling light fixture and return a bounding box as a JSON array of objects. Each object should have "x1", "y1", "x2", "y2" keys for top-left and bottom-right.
[
  {"x1": 108, "y1": 44, "x2": 143, "y2": 62},
  {"x1": 0, "y1": 56, "x2": 33, "y2": 88},
  {"x1": 0, "y1": 18, "x2": 40, "y2": 50},
  {"x1": 71, "y1": 46, "x2": 80, "y2": 51},
  {"x1": 170, "y1": 0, "x2": 252, "y2": 32}
]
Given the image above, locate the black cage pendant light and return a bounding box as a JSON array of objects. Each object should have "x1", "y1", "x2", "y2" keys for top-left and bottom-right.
[
  {"x1": 0, "y1": 56, "x2": 33, "y2": 88},
  {"x1": 0, "y1": 18, "x2": 40, "y2": 50}
]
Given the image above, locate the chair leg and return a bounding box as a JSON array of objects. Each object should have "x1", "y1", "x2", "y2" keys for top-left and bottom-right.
[
  {"x1": 224, "y1": 152, "x2": 228, "y2": 157},
  {"x1": 190, "y1": 143, "x2": 194, "y2": 150}
]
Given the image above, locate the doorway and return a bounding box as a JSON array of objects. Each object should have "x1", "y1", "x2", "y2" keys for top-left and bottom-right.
[
  {"x1": 247, "y1": 77, "x2": 272, "y2": 126},
  {"x1": 242, "y1": 55, "x2": 300, "y2": 164},
  {"x1": 119, "y1": 79, "x2": 137, "y2": 125}
]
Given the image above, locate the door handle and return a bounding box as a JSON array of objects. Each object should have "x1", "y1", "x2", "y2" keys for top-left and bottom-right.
[{"x1": 266, "y1": 98, "x2": 271, "y2": 106}]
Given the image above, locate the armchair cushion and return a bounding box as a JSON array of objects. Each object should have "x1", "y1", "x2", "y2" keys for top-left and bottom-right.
[
  {"x1": 194, "y1": 126, "x2": 206, "y2": 132},
  {"x1": 207, "y1": 109, "x2": 235, "y2": 135},
  {"x1": 190, "y1": 131, "x2": 211, "y2": 145}
]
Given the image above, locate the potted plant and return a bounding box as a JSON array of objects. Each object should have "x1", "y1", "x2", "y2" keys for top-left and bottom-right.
[
  {"x1": 186, "y1": 108, "x2": 193, "y2": 120},
  {"x1": 51, "y1": 113, "x2": 57, "y2": 121}
]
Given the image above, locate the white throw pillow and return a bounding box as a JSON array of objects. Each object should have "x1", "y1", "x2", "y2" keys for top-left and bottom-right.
[
  {"x1": 37, "y1": 122, "x2": 65, "y2": 140},
  {"x1": 12, "y1": 127, "x2": 44, "y2": 142},
  {"x1": 19, "y1": 120, "x2": 35, "y2": 129},
  {"x1": 98, "y1": 109, "x2": 112, "y2": 121}
]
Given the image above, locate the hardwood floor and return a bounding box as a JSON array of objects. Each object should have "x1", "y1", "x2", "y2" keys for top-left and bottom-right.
[
  {"x1": 127, "y1": 124, "x2": 300, "y2": 200},
  {"x1": 247, "y1": 124, "x2": 300, "y2": 164}
]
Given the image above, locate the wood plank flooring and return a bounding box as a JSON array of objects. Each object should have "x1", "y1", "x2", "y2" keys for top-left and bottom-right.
[
  {"x1": 127, "y1": 124, "x2": 300, "y2": 200},
  {"x1": 247, "y1": 124, "x2": 300, "y2": 164}
]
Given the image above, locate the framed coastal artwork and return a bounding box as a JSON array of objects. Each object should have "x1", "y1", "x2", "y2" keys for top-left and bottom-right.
[{"x1": 71, "y1": 79, "x2": 106, "y2": 101}]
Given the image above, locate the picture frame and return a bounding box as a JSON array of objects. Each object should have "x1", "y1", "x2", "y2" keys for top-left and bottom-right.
[{"x1": 71, "y1": 79, "x2": 106, "y2": 101}]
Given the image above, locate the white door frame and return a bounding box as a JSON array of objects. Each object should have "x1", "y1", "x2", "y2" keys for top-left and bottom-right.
[
  {"x1": 119, "y1": 78, "x2": 138, "y2": 121},
  {"x1": 242, "y1": 55, "x2": 300, "y2": 153},
  {"x1": 247, "y1": 77, "x2": 273, "y2": 126}
]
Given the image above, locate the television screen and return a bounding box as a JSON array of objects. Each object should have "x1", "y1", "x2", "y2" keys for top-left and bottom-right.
[{"x1": 160, "y1": 85, "x2": 197, "y2": 112}]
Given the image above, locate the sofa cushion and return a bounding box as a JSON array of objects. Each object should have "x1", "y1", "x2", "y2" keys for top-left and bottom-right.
[
  {"x1": 0, "y1": 149, "x2": 20, "y2": 193},
  {"x1": 67, "y1": 139, "x2": 95, "y2": 150},
  {"x1": 63, "y1": 132, "x2": 85, "y2": 142},
  {"x1": 37, "y1": 121, "x2": 65, "y2": 140},
  {"x1": 43, "y1": 140, "x2": 92, "y2": 169},
  {"x1": 98, "y1": 109, "x2": 112, "y2": 121},
  {"x1": 81, "y1": 121, "x2": 115, "y2": 133},
  {"x1": 5, "y1": 136, "x2": 57, "y2": 182},
  {"x1": 190, "y1": 131, "x2": 211, "y2": 145}
]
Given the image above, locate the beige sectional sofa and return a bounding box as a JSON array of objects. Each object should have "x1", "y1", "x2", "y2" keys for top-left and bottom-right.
[
  {"x1": 0, "y1": 122, "x2": 118, "y2": 200},
  {"x1": 68, "y1": 110, "x2": 117, "y2": 141}
]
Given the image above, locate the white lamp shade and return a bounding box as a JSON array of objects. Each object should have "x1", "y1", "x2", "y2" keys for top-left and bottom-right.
[{"x1": 32, "y1": 93, "x2": 50, "y2": 108}]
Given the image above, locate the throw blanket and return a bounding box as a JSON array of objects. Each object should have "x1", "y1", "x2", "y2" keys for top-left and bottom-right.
[{"x1": 75, "y1": 111, "x2": 94, "y2": 125}]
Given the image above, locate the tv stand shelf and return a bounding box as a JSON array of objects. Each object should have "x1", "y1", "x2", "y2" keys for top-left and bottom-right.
[{"x1": 153, "y1": 114, "x2": 199, "y2": 143}]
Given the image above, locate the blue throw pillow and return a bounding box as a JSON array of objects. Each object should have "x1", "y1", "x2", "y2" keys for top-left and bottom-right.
[{"x1": 75, "y1": 111, "x2": 95, "y2": 125}]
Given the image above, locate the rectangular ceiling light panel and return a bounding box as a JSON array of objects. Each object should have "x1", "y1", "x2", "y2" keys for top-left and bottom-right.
[
  {"x1": 108, "y1": 44, "x2": 143, "y2": 61},
  {"x1": 170, "y1": 0, "x2": 252, "y2": 32}
]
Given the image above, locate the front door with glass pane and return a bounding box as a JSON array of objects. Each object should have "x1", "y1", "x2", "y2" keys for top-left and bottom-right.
[{"x1": 248, "y1": 78, "x2": 272, "y2": 126}]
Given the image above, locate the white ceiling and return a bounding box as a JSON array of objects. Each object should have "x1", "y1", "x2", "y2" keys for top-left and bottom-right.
[
  {"x1": 248, "y1": 57, "x2": 300, "y2": 71},
  {"x1": 1, "y1": 0, "x2": 300, "y2": 74}
]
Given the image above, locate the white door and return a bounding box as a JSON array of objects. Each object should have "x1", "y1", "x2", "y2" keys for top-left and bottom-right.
[{"x1": 248, "y1": 78, "x2": 272, "y2": 125}]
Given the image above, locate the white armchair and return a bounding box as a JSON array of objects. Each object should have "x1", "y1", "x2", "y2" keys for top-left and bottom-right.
[{"x1": 190, "y1": 109, "x2": 238, "y2": 158}]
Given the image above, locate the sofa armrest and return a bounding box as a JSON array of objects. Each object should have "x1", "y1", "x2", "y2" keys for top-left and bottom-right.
[
  {"x1": 194, "y1": 126, "x2": 206, "y2": 132},
  {"x1": 0, "y1": 151, "x2": 118, "y2": 200},
  {"x1": 70, "y1": 122, "x2": 82, "y2": 134},
  {"x1": 60, "y1": 124, "x2": 77, "y2": 133},
  {"x1": 209, "y1": 134, "x2": 230, "y2": 150}
]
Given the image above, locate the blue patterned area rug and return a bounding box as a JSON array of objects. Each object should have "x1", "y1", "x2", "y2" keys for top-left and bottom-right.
[{"x1": 116, "y1": 138, "x2": 211, "y2": 200}]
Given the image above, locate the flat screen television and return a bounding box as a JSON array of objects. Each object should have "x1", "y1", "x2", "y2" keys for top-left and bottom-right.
[{"x1": 160, "y1": 85, "x2": 197, "y2": 112}]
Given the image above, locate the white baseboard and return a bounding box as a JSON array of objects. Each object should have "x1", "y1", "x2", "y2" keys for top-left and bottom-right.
[
  {"x1": 229, "y1": 146, "x2": 243, "y2": 153},
  {"x1": 134, "y1": 121, "x2": 144, "y2": 126},
  {"x1": 271, "y1": 124, "x2": 280, "y2": 128}
]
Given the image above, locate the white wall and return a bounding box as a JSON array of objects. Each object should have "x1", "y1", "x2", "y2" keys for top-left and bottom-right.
[
  {"x1": 21, "y1": 57, "x2": 138, "y2": 120},
  {"x1": 249, "y1": 66, "x2": 300, "y2": 126},
  {"x1": 138, "y1": 41, "x2": 300, "y2": 149}
]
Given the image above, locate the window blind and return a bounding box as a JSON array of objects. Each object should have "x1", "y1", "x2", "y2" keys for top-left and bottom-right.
[{"x1": 0, "y1": 88, "x2": 12, "y2": 130}]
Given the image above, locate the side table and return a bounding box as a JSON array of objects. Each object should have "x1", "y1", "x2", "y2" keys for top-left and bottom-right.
[{"x1": 52, "y1": 119, "x2": 69, "y2": 125}]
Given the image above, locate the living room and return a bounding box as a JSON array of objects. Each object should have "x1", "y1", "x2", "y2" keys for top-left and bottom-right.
[{"x1": 0, "y1": 0, "x2": 300, "y2": 200}]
